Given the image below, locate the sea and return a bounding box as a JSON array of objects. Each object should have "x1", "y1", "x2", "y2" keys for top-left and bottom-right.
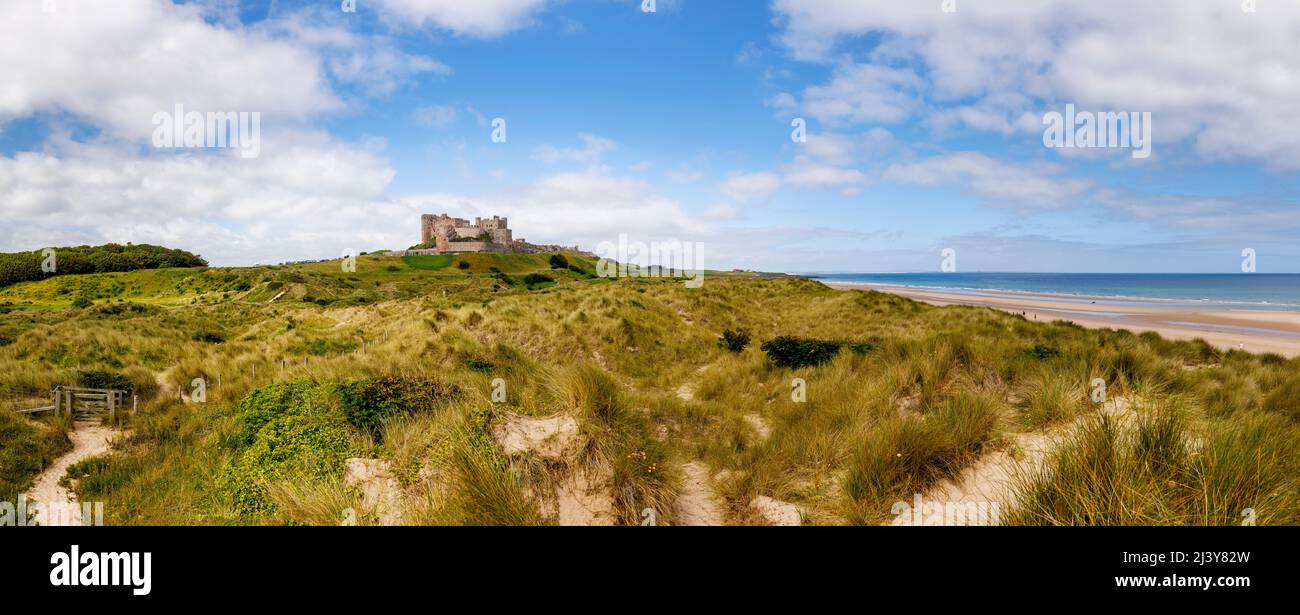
[{"x1": 808, "y1": 273, "x2": 1300, "y2": 312}]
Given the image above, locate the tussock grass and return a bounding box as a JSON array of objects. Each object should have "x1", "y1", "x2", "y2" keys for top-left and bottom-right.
[
  {"x1": 1008, "y1": 398, "x2": 1299, "y2": 525},
  {"x1": 2, "y1": 255, "x2": 1298, "y2": 525}
]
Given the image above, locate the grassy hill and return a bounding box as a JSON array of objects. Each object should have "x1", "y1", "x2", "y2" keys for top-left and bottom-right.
[{"x1": 1, "y1": 252, "x2": 1296, "y2": 525}]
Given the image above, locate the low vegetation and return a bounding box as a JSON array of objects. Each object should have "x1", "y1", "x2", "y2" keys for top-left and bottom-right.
[{"x1": 1, "y1": 249, "x2": 1296, "y2": 525}]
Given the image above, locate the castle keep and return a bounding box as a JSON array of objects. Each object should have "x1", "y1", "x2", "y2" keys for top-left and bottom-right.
[
  {"x1": 419, "y1": 214, "x2": 515, "y2": 253},
  {"x1": 391, "y1": 213, "x2": 581, "y2": 256}
]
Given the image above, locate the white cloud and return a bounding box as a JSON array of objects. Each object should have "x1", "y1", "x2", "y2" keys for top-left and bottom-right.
[
  {"x1": 534, "y1": 133, "x2": 616, "y2": 164},
  {"x1": 719, "y1": 172, "x2": 782, "y2": 203},
  {"x1": 414, "y1": 105, "x2": 460, "y2": 129},
  {"x1": 801, "y1": 62, "x2": 924, "y2": 126},
  {"x1": 373, "y1": 0, "x2": 551, "y2": 38},
  {"x1": 0, "y1": 1, "x2": 340, "y2": 142},
  {"x1": 783, "y1": 158, "x2": 867, "y2": 194},
  {"x1": 0, "y1": 131, "x2": 400, "y2": 265},
  {"x1": 883, "y1": 152, "x2": 1091, "y2": 211},
  {"x1": 774, "y1": 0, "x2": 1300, "y2": 166},
  {"x1": 801, "y1": 128, "x2": 894, "y2": 166}
]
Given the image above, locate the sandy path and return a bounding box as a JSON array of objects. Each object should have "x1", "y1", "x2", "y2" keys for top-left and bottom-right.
[
  {"x1": 826, "y1": 282, "x2": 1300, "y2": 357},
  {"x1": 675, "y1": 461, "x2": 725, "y2": 526},
  {"x1": 895, "y1": 398, "x2": 1133, "y2": 525},
  {"x1": 25, "y1": 421, "x2": 120, "y2": 526}
]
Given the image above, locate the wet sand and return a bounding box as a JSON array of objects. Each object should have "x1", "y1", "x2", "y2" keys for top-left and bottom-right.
[{"x1": 824, "y1": 282, "x2": 1300, "y2": 357}]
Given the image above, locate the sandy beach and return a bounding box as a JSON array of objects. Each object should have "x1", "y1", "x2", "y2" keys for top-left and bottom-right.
[{"x1": 824, "y1": 282, "x2": 1300, "y2": 357}]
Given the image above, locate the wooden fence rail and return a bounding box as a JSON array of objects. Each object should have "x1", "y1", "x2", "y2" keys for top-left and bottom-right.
[{"x1": 18, "y1": 386, "x2": 133, "y2": 420}]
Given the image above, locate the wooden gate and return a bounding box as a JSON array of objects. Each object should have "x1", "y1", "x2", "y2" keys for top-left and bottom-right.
[{"x1": 19, "y1": 386, "x2": 130, "y2": 420}]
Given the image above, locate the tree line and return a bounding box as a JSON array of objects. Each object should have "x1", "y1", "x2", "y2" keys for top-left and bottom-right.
[{"x1": 0, "y1": 243, "x2": 207, "y2": 288}]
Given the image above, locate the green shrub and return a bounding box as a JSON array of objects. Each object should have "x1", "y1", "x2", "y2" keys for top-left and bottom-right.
[
  {"x1": 337, "y1": 376, "x2": 461, "y2": 440},
  {"x1": 720, "y1": 328, "x2": 750, "y2": 353},
  {"x1": 523, "y1": 273, "x2": 553, "y2": 288},
  {"x1": 1025, "y1": 344, "x2": 1062, "y2": 360},
  {"x1": 848, "y1": 341, "x2": 878, "y2": 354},
  {"x1": 760, "y1": 336, "x2": 842, "y2": 368},
  {"x1": 192, "y1": 330, "x2": 226, "y2": 344},
  {"x1": 549, "y1": 254, "x2": 570, "y2": 269},
  {"x1": 457, "y1": 260, "x2": 471, "y2": 270},
  {"x1": 223, "y1": 380, "x2": 359, "y2": 515},
  {"x1": 77, "y1": 369, "x2": 134, "y2": 394},
  {"x1": 464, "y1": 358, "x2": 495, "y2": 373},
  {"x1": 71, "y1": 297, "x2": 92, "y2": 309}
]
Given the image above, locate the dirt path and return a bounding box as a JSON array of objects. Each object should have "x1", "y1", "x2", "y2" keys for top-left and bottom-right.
[
  {"x1": 896, "y1": 398, "x2": 1134, "y2": 525},
  {"x1": 675, "y1": 461, "x2": 725, "y2": 526},
  {"x1": 25, "y1": 420, "x2": 121, "y2": 526}
]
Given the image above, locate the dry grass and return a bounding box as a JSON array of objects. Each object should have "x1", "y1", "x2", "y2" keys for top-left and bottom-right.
[{"x1": 1, "y1": 257, "x2": 1297, "y2": 525}]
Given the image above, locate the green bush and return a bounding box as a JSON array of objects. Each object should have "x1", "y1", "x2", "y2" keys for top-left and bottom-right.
[
  {"x1": 71, "y1": 297, "x2": 92, "y2": 309},
  {"x1": 457, "y1": 260, "x2": 471, "y2": 270},
  {"x1": 77, "y1": 369, "x2": 134, "y2": 394},
  {"x1": 223, "y1": 380, "x2": 359, "y2": 515},
  {"x1": 523, "y1": 273, "x2": 553, "y2": 288},
  {"x1": 720, "y1": 328, "x2": 750, "y2": 353},
  {"x1": 848, "y1": 341, "x2": 878, "y2": 354},
  {"x1": 760, "y1": 336, "x2": 842, "y2": 368},
  {"x1": 337, "y1": 376, "x2": 461, "y2": 440},
  {"x1": 192, "y1": 331, "x2": 226, "y2": 344},
  {"x1": 1025, "y1": 344, "x2": 1062, "y2": 360},
  {"x1": 549, "y1": 254, "x2": 569, "y2": 269},
  {"x1": 464, "y1": 358, "x2": 495, "y2": 373}
]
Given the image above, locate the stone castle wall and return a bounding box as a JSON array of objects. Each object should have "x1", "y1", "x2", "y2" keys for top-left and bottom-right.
[{"x1": 420, "y1": 213, "x2": 514, "y2": 253}]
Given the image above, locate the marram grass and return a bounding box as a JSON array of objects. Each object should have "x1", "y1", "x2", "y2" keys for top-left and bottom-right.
[{"x1": 1, "y1": 253, "x2": 1297, "y2": 525}]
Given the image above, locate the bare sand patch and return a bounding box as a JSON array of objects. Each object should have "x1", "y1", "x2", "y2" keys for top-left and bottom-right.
[
  {"x1": 893, "y1": 397, "x2": 1134, "y2": 526},
  {"x1": 25, "y1": 421, "x2": 121, "y2": 526},
  {"x1": 492, "y1": 413, "x2": 580, "y2": 460},
  {"x1": 750, "y1": 495, "x2": 802, "y2": 526},
  {"x1": 675, "y1": 461, "x2": 725, "y2": 526},
  {"x1": 343, "y1": 457, "x2": 404, "y2": 526}
]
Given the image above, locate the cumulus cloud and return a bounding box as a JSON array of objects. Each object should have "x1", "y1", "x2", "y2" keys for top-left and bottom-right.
[
  {"x1": 801, "y1": 62, "x2": 924, "y2": 126},
  {"x1": 883, "y1": 152, "x2": 1092, "y2": 211},
  {"x1": 372, "y1": 0, "x2": 551, "y2": 38},
  {"x1": 414, "y1": 105, "x2": 460, "y2": 129},
  {"x1": 534, "y1": 133, "x2": 616, "y2": 164},
  {"x1": 0, "y1": 1, "x2": 341, "y2": 142},
  {"x1": 719, "y1": 172, "x2": 782, "y2": 203},
  {"x1": 774, "y1": 0, "x2": 1300, "y2": 166}
]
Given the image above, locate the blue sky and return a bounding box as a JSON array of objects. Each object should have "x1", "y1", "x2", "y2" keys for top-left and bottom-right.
[{"x1": 2, "y1": 0, "x2": 1300, "y2": 272}]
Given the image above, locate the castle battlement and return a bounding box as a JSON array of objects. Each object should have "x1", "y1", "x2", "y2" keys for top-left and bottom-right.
[{"x1": 419, "y1": 213, "x2": 513, "y2": 253}]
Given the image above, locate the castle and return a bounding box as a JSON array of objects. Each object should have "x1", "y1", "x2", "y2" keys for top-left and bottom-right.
[
  {"x1": 388, "y1": 213, "x2": 582, "y2": 256},
  {"x1": 419, "y1": 214, "x2": 515, "y2": 253}
]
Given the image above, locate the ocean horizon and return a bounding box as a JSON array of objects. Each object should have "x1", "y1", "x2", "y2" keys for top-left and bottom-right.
[{"x1": 809, "y1": 272, "x2": 1300, "y2": 312}]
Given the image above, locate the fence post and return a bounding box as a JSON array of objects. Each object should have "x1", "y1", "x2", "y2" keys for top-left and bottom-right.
[
  {"x1": 133, "y1": 395, "x2": 138, "y2": 416},
  {"x1": 108, "y1": 390, "x2": 116, "y2": 422}
]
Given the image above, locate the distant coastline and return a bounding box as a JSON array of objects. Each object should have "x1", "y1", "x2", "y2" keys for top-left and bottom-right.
[
  {"x1": 810, "y1": 272, "x2": 1300, "y2": 313},
  {"x1": 823, "y1": 279, "x2": 1300, "y2": 357}
]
